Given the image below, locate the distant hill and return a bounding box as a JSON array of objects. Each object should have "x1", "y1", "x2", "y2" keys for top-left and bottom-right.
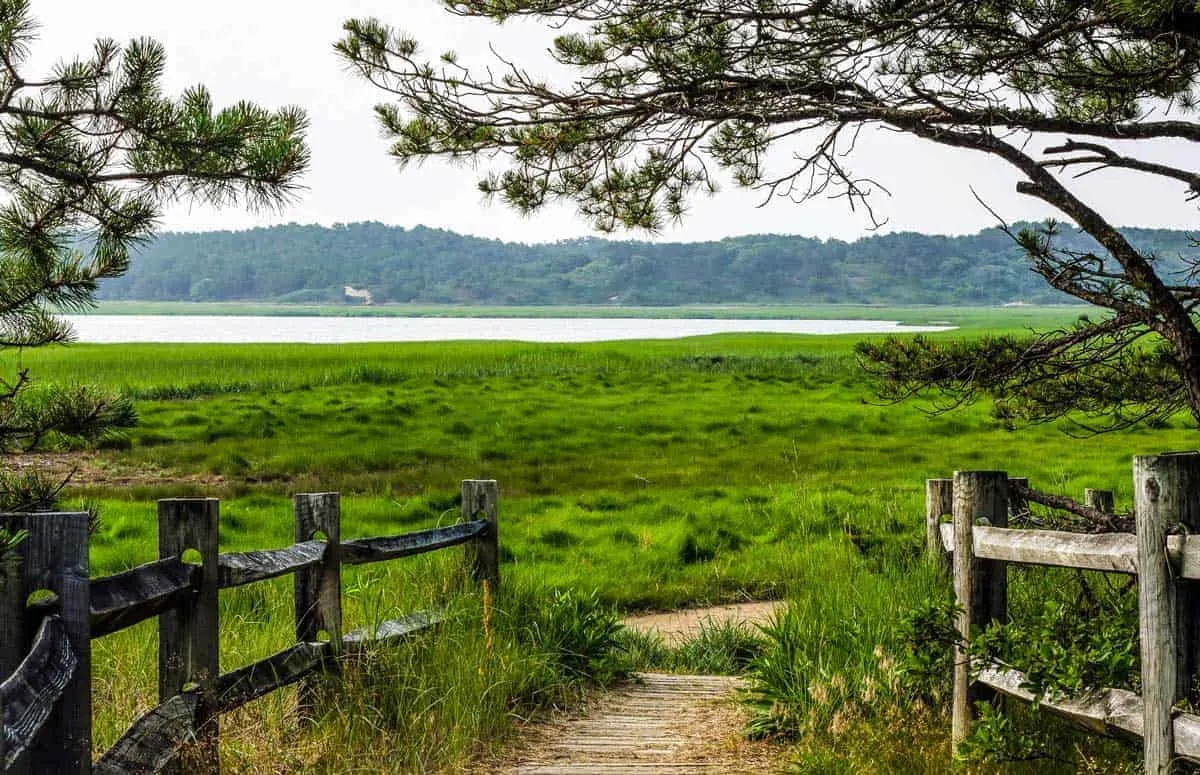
[{"x1": 95, "y1": 221, "x2": 1198, "y2": 306}]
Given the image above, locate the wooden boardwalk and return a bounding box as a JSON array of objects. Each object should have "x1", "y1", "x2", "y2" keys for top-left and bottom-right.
[{"x1": 507, "y1": 672, "x2": 778, "y2": 774}]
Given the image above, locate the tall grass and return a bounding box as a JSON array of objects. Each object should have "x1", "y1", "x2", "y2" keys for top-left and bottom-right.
[{"x1": 92, "y1": 552, "x2": 626, "y2": 771}]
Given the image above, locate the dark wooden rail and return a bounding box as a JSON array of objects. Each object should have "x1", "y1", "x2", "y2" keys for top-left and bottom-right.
[
  {"x1": 0, "y1": 479, "x2": 500, "y2": 775},
  {"x1": 341, "y1": 520, "x2": 488, "y2": 565},
  {"x1": 92, "y1": 695, "x2": 196, "y2": 775},
  {"x1": 0, "y1": 617, "x2": 76, "y2": 769},
  {"x1": 217, "y1": 539, "x2": 326, "y2": 588},
  {"x1": 90, "y1": 557, "x2": 198, "y2": 638}
]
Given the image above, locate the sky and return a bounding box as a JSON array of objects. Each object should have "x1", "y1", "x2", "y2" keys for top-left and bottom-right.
[{"x1": 26, "y1": 1, "x2": 1200, "y2": 244}]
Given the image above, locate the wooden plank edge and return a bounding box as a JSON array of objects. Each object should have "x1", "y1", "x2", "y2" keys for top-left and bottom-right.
[
  {"x1": 218, "y1": 539, "x2": 326, "y2": 589},
  {"x1": 343, "y1": 611, "x2": 444, "y2": 648},
  {"x1": 341, "y1": 522, "x2": 487, "y2": 566},
  {"x1": 0, "y1": 616, "x2": 77, "y2": 768},
  {"x1": 978, "y1": 666, "x2": 1200, "y2": 761},
  {"x1": 938, "y1": 524, "x2": 1200, "y2": 580},
  {"x1": 1170, "y1": 535, "x2": 1200, "y2": 580},
  {"x1": 93, "y1": 693, "x2": 198, "y2": 775},
  {"x1": 215, "y1": 641, "x2": 329, "y2": 714},
  {"x1": 90, "y1": 558, "x2": 199, "y2": 638},
  {"x1": 939, "y1": 524, "x2": 1138, "y2": 575}
]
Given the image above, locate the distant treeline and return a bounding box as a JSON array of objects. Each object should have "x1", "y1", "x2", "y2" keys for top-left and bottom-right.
[{"x1": 96, "y1": 221, "x2": 1199, "y2": 306}]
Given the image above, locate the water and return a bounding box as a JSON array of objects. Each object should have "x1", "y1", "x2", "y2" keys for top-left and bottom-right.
[{"x1": 62, "y1": 315, "x2": 953, "y2": 344}]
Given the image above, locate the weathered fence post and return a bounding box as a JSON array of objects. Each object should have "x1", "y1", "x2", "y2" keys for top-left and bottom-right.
[
  {"x1": 0, "y1": 512, "x2": 91, "y2": 774},
  {"x1": 951, "y1": 470, "x2": 1008, "y2": 751},
  {"x1": 294, "y1": 492, "x2": 341, "y2": 721},
  {"x1": 462, "y1": 480, "x2": 499, "y2": 590},
  {"x1": 925, "y1": 478, "x2": 953, "y2": 563},
  {"x1": 159, "y1": 498, "x2": 220, "y2": 775},
  {"x1": 1135, "y1": 453, "x2": 1200, "y2": 775},
  {"x1": 0, "y1": 524, "x2": 23, "y2": 775},
  {"x1": 1084, "y1": 488, "x2": 1115, "y2": 515}
]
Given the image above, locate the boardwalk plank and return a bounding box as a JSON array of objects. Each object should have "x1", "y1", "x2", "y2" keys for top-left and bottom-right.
[{"x1": 508, "y1": 672, "x2": 774, "y2": 774}]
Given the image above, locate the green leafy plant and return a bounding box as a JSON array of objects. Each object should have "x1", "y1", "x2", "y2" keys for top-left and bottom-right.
[
  {"x1": 971, "y1": 576, "x2": 1139, "y2": 701},
  {"x1": 514, "y1": 587, "x2": 627, "y2": 684},
  {"x1": 0, "y1": 527, "x2": 26, "y2": 557},
  {"x1": 893, "y1": 595, "x2": 959, "y2": 705},
  {"x1": 891, "y1": 575, "x2": 1143, "y2": 769},
  {"x1": 956, "y1": 702, "x2": 1057, "y2": 766}
]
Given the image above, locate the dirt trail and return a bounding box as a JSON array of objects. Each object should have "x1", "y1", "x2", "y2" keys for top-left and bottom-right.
[
  {"x1": 3, "y1": 452, "x2": 224, "y2": 489},
  {"x1": 499, "y1": 602, "x2": 787, "y2": 775},
  {"x1": 622, "y1": 600, "x2": 783, "y2": 645}
]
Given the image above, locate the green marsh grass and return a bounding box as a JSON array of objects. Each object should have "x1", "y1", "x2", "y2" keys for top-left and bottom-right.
[{"x1": 16, "y1": 310, "x2": 1174, "y2": 770}]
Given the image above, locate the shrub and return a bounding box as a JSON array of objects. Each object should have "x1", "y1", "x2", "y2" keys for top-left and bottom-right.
[
  {"x1": 672, "y1": 618, "x2": 766, "y2": 675},
  {"x1": 678, "y1": 527, "x2": 745, "y2": 565},
  {"x1": 504, "y1": 585, "x2": 627, "y2": 685}
]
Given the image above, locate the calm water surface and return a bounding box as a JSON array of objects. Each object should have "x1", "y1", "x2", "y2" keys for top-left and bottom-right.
[{"x1": 63, "y1": 315, "x2": 953, "y2": 344}]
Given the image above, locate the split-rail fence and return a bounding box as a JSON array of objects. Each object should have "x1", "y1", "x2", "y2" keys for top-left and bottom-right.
[
  {"x1": 928, "y1": 452, "x2": 1200, "y2": 775},
  {"x1": 0, "y1": 479, "x2": 500, "y2": 775}
]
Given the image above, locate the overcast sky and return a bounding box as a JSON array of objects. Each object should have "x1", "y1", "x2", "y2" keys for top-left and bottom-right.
[{"x1": 27, "y1": 1, "x2": 1200, "y2": 243}]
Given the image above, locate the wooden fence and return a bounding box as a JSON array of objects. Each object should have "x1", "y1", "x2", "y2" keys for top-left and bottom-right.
[
  {"x1": 927, "y1": 453, "x2": 1200, "y2": 775},
  {"x1": 0, "y1": 479, "x2": 500, "y2": 775}
]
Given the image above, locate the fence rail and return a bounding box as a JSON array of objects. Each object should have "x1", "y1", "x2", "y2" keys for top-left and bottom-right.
[
  {"x1": 0, "y1": 479, "x2": 500, "y2": 775},
  {"x1": 928, "y1": 454, "x2": 1200, "y2": 775},
  {"x1": 936, "y1": 522, "x2": 1200, "y2": 578},
  {"x1": 1, "y1": 616, "x2": 76, "y2": 768}
]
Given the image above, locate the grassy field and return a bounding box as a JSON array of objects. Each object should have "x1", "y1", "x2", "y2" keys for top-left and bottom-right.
[{"x1": 11, "y1": 306, "x2": 1165, "y2": 771}]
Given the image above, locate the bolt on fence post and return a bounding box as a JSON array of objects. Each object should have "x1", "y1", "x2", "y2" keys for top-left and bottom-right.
[
  {"x1": 158, "y1": 498, "x2": 220, "y2": 775},
  {"x1": 950, "y1": 470, "x2": 1008, "y2": 752},
  {"x1": 294, "y1": 492, "x2": 342, "y2": 723},
  {"x1": 462, "y1": 480, "x2": 499, "y2": 591},
  {"x1": 1135, "y1": 452, "x2": 1200, "y2": 775}
]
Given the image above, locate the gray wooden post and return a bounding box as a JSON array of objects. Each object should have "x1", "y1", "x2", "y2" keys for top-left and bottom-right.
[
  {"x1": 158, "y1": 498, "x2": 220, "y2": 775},
  {"x1": 1135, "y1": 452, "x2": 1200, "y2": 775},
  {"x1": 462, "y1": 480, "x2": 499, "y2": 590},
  {"x1": 925, "y1": 478, "x2": 952, "y2": 562},
  {"x1": 1084, "y1": 488, "x2": 1115, "y2": 514},
  {"x1": 950, "y1": 470, "x2": 1008, "y2": 750},
  {"x1": 0, "y1": 512, "x2": 91, "y2": 774},
  {"x1": 294, "y1": 492, "x2": 341, "y2": 722}
]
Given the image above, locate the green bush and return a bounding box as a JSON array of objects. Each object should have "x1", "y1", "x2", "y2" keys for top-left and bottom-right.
[
  {"x1": 672, "y1": 618, "x2": 766, "y2": 675},
  {"x1": 505, "y1": 585, "x2": 627, "y2": 685},
  {"x1": 893, "y1": 595, "x2": 958, "y2": 705}
]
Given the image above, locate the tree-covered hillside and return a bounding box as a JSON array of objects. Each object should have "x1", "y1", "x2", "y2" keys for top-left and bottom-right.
[{"x1": 96, "y1": 222, "x2": 1198, "y2": 306}]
